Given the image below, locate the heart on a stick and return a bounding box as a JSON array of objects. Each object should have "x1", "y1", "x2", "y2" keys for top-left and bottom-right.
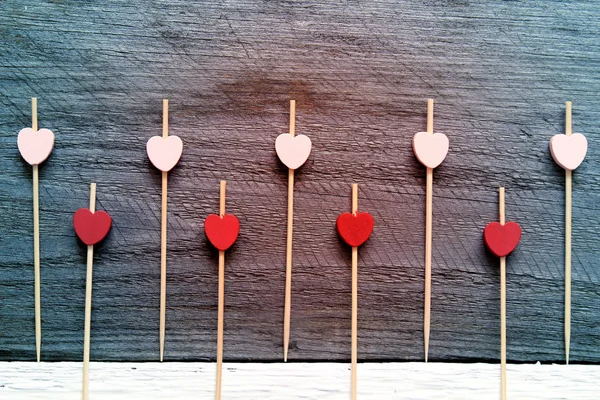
[
  {"x1": 336, "y1": 212, "x2": 374, "y2": 247},
  {"x1": 17, "y1": 128, "x2": 55, "y2": 165},
  {"x1": 413, "y1": 132, "x2": 449, "y2": 169},
  {"x1": 549, "y1": 133, "x2": 587, "y2": 171},
  {"x1": 73, "y1": 208, "x2": 113, "y2": 246},
  {"x1": 205, "y1": 214, "x2": 240, "y2": 251},
  {"x1": 275, "y1": 133, "x2": 312, "y2": 170},
  {"x1": 147, "y1": 136, "x2": 183, "y2": 172},
  {"x1": 483, "y1": 221, "x2": 522, "y2": 258}
]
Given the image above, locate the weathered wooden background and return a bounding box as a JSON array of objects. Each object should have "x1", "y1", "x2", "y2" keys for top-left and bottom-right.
[{"x1": 0, "y1": 1, "x2": 598, "y2": 363}]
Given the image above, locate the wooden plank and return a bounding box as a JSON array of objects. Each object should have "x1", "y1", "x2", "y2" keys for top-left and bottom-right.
[
  {"x1": 2, "y1": 362, "x2": 600, "y2": 399},
  {"x1": 0, "y1": 1, "x2": 599, "y2": 362}
]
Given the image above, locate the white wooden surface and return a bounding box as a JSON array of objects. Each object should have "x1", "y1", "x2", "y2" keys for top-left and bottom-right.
[{"x1": 1, "y1": 362, "x2": 599, "y2": 399}]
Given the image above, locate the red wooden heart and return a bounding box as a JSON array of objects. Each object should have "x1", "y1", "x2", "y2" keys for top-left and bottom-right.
[
  {"x1": 205, "y1": 214, "x2": 240, "y2": 251},
  {"x1": 483, "y1": 221, "x2": 522, "y2": 257},
  {"x1": 73, "y1": 208, "x2": 112, "y2": 245},
  {"x1": 336, "y1": 212, "x2": 374, "y2": 247}
]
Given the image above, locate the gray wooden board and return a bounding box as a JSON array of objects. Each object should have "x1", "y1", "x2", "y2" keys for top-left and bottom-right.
[{"x1": 0, "y1": 0, "x2": 599, "y2": 362}]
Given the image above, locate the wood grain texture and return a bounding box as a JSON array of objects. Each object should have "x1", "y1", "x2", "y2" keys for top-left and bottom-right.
[
  {"x1": 0, "y1": 1, "x2": 599, "y2": 363},
  {"x1": 2, "y1": 362, "x2": 600, "y2": 399}
]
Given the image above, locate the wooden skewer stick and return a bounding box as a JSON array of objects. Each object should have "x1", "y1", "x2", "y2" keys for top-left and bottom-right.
[
  {"x1": 564, "y1": 101, "x2": 572, "y2": 365},
  {"x1": 283, "y1": 100, "x2": 296, "y2": 362},
  {"x1": 424, "y1": 98, "x2": 434, "y2": 362},
  {"x1": 499, "y1": 186, "x2": 507, "y2": 400},
  {"x1": 351, "y1": 183, "x2": 358, "y2": 400},
  {"x1": 31, "y1": 97, "x2": 42, "y2": 363},
  {"x1": 82, "y1": 183, "x2": 96, "y2": 400},
  {"x1": 216, "y1": 180, "x2": 226, "y2": 400},
  {"x1": 160, "y1": 99, "x2": 168, "y2": 362}
]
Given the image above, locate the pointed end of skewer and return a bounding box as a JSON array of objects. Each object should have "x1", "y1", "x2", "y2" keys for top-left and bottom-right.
[{"x1": 283, "y1": 339, "x2": 290, "y2": 362}]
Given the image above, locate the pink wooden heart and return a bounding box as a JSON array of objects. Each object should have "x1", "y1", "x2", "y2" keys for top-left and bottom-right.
[
  {"x1": 550, "y1": 133, "x2": 587, "y2": 171},
  {"x1": 17, "y1": 128, "x2": 55, "y2": 165},
  {"x1": 275, "y1": 133, "x2": 312, "y2": 170},
  {"x1": 412, "y1": 132, "x2": 449, "y2": 169},
  {"x1": 147, "y1": 136, "x2": 183, "y2": 172}
]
